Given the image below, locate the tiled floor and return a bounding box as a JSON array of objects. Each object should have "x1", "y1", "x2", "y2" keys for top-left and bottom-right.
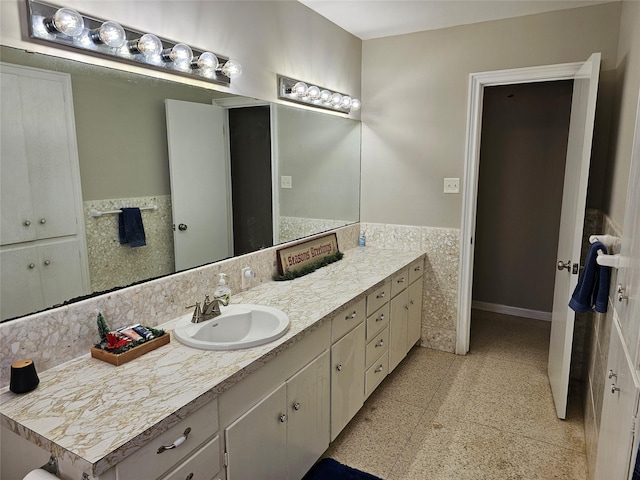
[{"x1": 324, "y1": 310, "x2": 588, "y2": 479}]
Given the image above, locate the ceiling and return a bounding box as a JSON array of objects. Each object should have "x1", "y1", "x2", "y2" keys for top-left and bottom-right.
[{"x1": 299, "y1": 0, "x2": 617, "y2": 40}]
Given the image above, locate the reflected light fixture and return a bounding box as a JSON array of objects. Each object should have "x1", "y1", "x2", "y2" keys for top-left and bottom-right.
[
  {"x1": 90, "y1": 20, "x2": 126, "y2": 48},
  {"x1": 27, "y1": 0, "x2": 242, "y2": 87},
  {"x1": 277, "y1": 75, "x2": 361, "y2": 114}
]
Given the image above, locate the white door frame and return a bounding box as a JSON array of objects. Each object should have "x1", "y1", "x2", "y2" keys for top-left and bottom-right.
[{"x1": 457, "y1": 61, "x2": 584, "y2": 355}]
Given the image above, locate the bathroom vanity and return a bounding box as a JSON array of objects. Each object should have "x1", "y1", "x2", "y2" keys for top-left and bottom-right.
[{"x1": 0, "y1": 247, "x2": 425, "y2": 480}]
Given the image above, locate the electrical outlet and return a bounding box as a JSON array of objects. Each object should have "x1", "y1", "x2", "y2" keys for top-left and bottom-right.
[
  {"x1": 281, "y1": 175, "x2": 292, "y2": 189},
  {"x1": 444, "y1": 177, "x2": 460, "y2": 194}
]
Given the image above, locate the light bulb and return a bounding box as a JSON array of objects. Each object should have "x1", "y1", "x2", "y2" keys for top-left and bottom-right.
[
  {"x1": 129, "y1": 33, "x2": 163, "y2": 58},
  {"x1": 307, "y1": 85, "x2": 321, "y2": 100},
  {"x1": 220, "y1": 60, "x2": 242, "y2": 78},
  {"x1": 90, "y1": 21, "x2": 126, "y2": 48},
  {"x1": 351, "y1": 99, "x2": 361, "y2": 111},
  {"x1": 320, "y1": 90, "x2": 332, "y2": 104},
  {"x1": 330, "y1": 93, "x2": 343, "y2": 107},
  {"x1": 293, "y1": 82, "x2": 308, "y2": 97},
  {"x1": 340, "y1": 96, "x2": 352, "y2": 109},
  {"x1": 194, "y1": 52, "x2": 219, "y2": 70},
  {"x1": 163, "y1": 43, "x2": 193, "y2": 64},
  {"x1": 47, "y1": 8, "x2": 85, "y2": 37}
]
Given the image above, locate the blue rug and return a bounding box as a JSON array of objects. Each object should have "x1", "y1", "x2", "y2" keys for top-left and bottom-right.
[{"x1": 303, "y1": 458, "x2": 382, "y2": 480}]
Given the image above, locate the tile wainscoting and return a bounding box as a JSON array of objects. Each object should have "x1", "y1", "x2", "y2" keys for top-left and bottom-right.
[
  {"x1": 361, "y1": 223, "x2": 459, "y2": 353},
  {"x1": 0, "y1": 223, "x2": 361, "y2": 389},
  {"x1": 84, "y1": 195, "x2": 174, "y2": 292}
]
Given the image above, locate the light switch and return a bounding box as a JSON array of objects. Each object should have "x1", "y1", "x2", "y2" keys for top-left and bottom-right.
[
  {"x1": 281, "y1": 176, "x2": 292, "y2": 189},
  {"x1": 444, "y1": 178, "x2": 460, "y2": 194}
]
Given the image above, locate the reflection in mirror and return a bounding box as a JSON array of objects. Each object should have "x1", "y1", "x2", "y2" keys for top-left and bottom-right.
[{"x1": 0, "y1": 45, "x2": 361, "y2": 322}]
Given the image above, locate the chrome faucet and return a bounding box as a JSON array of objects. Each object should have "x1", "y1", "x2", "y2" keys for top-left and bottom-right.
[{"x1": 191, "y1": 295, "x2": 229, "y2": 323}]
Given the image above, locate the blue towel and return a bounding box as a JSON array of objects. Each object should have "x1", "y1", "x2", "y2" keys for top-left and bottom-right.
[
  {"x1": 118, "y1": 207, "x2": 146, "y2": 248},
  {"x1": 568, "y1": 241, "x2": 610, "y2": 313}
]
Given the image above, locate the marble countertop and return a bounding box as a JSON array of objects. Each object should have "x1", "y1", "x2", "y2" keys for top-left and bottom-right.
[{"x1": 0, "y1": 247, "x2": 425, "y2": 477}]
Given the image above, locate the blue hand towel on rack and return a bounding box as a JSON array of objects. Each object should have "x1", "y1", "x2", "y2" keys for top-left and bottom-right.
[
  {"x1": 118, "y1": 207, "x2": 146, "y2": 248},
  {"x1": 568, "y1": 241, "x2": 610, "y2": 313}
]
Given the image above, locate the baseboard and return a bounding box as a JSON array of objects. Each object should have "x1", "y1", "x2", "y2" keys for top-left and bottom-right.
[{"x1": 472, "y1": 301, "x2": 552, "y2": 321}]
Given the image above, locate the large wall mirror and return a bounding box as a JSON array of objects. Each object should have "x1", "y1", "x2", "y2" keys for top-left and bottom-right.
[{"x1": 0, "y1": 45, "x2": 361, "y2": 322}]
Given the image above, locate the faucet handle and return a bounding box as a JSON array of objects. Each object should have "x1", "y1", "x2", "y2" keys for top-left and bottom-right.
[{"x1": 191, "y1": 302, "x2": 203, "y2": 323}]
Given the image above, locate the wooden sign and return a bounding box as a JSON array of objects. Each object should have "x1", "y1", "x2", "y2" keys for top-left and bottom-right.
[{"x1": 276, "y1": 233, "x2": 339, "y2": 276}]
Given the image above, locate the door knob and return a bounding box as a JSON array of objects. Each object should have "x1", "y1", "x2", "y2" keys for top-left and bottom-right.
[
  {"x1": 557, "y1": 260, "x2": 571, "y2": 271},
  {"x1": 178, "y1": 223, "x2": 188, "y2": 231}
]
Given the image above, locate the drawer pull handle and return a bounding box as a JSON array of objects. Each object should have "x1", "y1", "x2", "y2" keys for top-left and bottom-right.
[
  {"x1": 336, "y1": 364, "x2": 343, "y2": 371},
  {"x1": 375, "y1": 364, "x2": 384, "y2": 373},
  {"x1": 608, "y1": 370, "x2": 617, "y2": 379},
  {"x1": 44, "y1": 260, "x2": 51, "y2": 266},
  {"x1": 157, "y1": 427, "x2": 191, "y2": 454},
  {"x1": 376, "y1": 314, "x2": 385, "y2": 322},
  {"x1": 293, "y1": 402, "x2": 301, "y2": 411},
  {"x1": 28, "y1": 263, "x2": 36, "y2": 269},
  {"x1": 410, "y1": 300, "x2": 415, "y2": 305},
  {"x1": 24, "y1": 220, "x2": 31, "y2": 227},
  {"x1": 414, "y1": 266, "x2": 422, "y2": 271},
  {"x1": 611, "y1": 384, "x2": 621, "y2": 394},
  {"x1": 397, "y1": 277, "x2": 405, "y2": 283},
  {"x1": 280, "y1": 414, "x2": 287, "y2": 422},
  {"x1": 405, "y1": 305, "x2": 410, "y2": 310},
  {"x1": 346, "y1": 311, "x2": 357, "y2": 319},
  {"x1": 40, "y1": 218, "x2": 47, "y2": 224},
  {"x1": 186, "y1": 474, "x2": 194, "y2": 480},
  {"x1": 376, "y1": 339, "x2": 384, "y2": 348},
  {"x1": 376, "y1": 292, "x2": 386, "y2": 299}
]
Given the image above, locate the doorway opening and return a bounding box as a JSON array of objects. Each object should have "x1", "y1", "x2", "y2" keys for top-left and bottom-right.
[{"x1": 471, "y1": 81, "x2": 573, "y2": 326}]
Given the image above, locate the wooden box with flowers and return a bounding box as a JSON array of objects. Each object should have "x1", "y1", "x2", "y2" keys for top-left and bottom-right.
[{"x1": 91, "y1": 313, "x2": 170, "y2": 366}]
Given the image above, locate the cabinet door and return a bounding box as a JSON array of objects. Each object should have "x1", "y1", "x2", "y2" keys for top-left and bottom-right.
[
  {"x1": 38, "y1": 239, "x2": 86, "y2": 308},
  {"x1": 0, "y1": 246, "x2": 45, "y2": 320},
  {"x1": 287, "y1": 350, "x2": 330, "y2": 480},
  {"x1": 407, "y1": 278, "x2": 424, "y2": 348},
  {"x1": 1, "y1": 71, "x2": 36, "y2": 245},
  {"x1": 1, "y1": 67, "x2": 79, "y2": 245},
  {"x1": 595, "y1": 321, "x2": 640, "y2": 480},
  {"x1": 331, "y1": 322, "x2": 365, "y2": 441},
  {"x1": 389, "y1": 290, "x2": 409, "y2": 372},
  {"x1": 225, "y1": 383, "x2": 287, "y2": 480}
]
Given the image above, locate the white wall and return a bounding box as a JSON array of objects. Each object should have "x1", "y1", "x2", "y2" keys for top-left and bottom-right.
[
  {"x1": 0, "y1": 1, "x2": 362, "y2": 117},
  {"x1": 360, "y1": 3, "x2": 621, "y2": 229}
]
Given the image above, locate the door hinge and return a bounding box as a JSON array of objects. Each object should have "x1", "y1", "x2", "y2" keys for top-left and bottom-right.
[
  {"x1": 631, "y1": 416, "x2": 637, "y2": 434},
  {"x1": 224, "y1": 451, "x2": 229, "y2": 467},
  {"x1": 572, "y1": 263, "x2": 579, "y2": 274}
]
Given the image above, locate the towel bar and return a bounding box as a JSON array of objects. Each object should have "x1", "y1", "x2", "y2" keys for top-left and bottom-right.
[
  {"x1": 89, "y1": 205, "x2": 157, "y2": 217},
  {"x1": 596, "y1": 251, "x2": 621, "y2": 268}
]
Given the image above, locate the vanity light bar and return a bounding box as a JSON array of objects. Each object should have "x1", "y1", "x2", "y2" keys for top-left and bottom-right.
[
  {"x1": 26, "y1": 0, "x2": 241, "y2": 87},
  {"x1": 277, "y1": 75, "x2": 361, "y2": 114}
]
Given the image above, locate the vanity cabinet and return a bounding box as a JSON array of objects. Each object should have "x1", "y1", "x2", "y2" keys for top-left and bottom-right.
[
  {"x1": 116, "y1": 398, "x2": 221, "y2": 480},
  {"x1": 331, "y1": 322, "x2": 366, "y2": 440},
  {"x1": 225, "y1": 350, "x2": 330, "y2": 480},
  {"x1": 389, "y1": 260, "x2": 424, "y2": 372}
]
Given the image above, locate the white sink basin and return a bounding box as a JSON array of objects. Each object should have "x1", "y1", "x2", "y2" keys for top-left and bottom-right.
[{"x1": 172, "y1": 304, "x2": 290, "y2": 350}]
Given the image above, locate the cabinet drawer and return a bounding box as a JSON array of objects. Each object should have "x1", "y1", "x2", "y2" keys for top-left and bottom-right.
[
  {"x1": 366, "y1": 303, "x2": 389, "y2": 340},
  {"x1": 117, "y1": 399, "x2": 219, "y2": 480},
  {"x1": 409, "y1": 258, "x2": 424, "y2": 284},
  {"x1": 332, "y1": 297, "x2": 366, "y2": 342},
  {"x1": 366, "y1": 281, "x2": 390, "y2": 316},
  {"x1": 161, "y1": 435, "x2": 221, "y2": 480},
  {"x1": 366, "y1": 326, "x2": 389, "y2": 369},
  {"x1": 365, "y1": 353, "x2": 389, "y2": 399},
  {"x1": 391, "y1": 268, "x2": 409, "y2": 298}
]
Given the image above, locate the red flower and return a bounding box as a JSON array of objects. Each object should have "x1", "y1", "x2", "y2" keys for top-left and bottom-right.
[{"x1": 106, "y1": 333, "x2": 130, "y2": 350}]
